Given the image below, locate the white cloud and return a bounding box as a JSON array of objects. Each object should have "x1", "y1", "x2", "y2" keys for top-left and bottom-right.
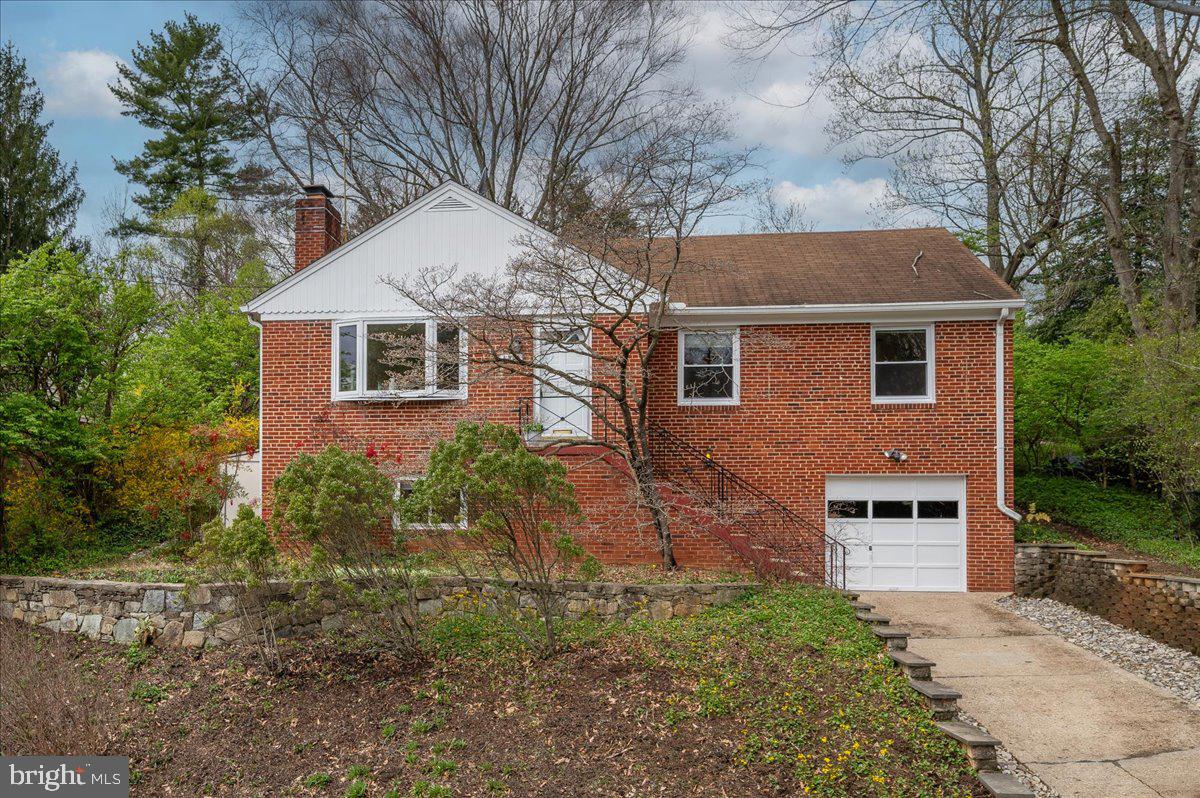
[
  {"x1": 773, "y1": 178, "x2": 892, "y2": 230},
  {"x1": 682, "y1": 8, "x2": 837, "y2": 157},
  {"x1": 43, "y1": 50, "x2": 126, "y2": 120}
]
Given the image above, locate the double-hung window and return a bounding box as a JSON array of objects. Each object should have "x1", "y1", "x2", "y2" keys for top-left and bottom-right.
[
  {"x1": 872, "y1": 325, "x2": 934, "y2": 403},
  {"x1": 678, "y1": 329, "x2": 739, "y2": 405},
  {"x1": 334, "y1": 318, "x2": 465, "y2": 400}
]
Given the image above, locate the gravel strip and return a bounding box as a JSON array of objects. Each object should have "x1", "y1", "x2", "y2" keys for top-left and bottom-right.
[
  {"x1": 998, "y1": 595, "x2": 1200, "y2": 707},
  {"x1": 954, "y1": 709, "x2": 1061, "y2": 798}
]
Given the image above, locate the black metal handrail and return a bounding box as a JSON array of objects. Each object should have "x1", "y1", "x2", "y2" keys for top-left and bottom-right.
[{"x1": 648, "y1": 425, "x2": 847, "y2": 588}]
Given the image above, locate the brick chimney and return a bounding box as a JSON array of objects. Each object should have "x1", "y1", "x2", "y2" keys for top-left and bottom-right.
[{"x1": 294, "y1": 184, "x2": 342, "y2": 271}]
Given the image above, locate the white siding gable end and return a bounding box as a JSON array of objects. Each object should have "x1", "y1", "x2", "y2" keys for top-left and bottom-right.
[{"x1": 244, "y1": 182, "x2": 550, "y2": 319}]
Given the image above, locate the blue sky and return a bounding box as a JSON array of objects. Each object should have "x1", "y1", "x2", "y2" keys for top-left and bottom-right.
[{"x1": 2, "y1": 1, "x2": 895, "y2": 240}]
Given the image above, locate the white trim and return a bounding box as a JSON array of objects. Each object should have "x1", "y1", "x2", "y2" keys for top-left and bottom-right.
[
  {"x1": 871, "y1": 324, "x2": 935, "y2": 404},
  {"x1": 677, "y1": 328, "x2": 740, "y2": 406},
  {"x1": 393, "y1": 475, "x2": 468, "y2": 532},
  {"x1": 665, "y1": 298, "x2": 1025, "y2": 326},
  {"x1": 330, "y1": 316, "x2": 467, "y2": 402}
]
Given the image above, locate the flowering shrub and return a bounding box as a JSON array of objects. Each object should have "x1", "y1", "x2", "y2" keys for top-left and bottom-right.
[{"x1": 105, "y1": 416, "x2": 258, "y2": 544}]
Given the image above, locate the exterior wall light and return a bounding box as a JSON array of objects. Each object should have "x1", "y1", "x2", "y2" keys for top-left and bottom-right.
[{"x1": 883, "y1": 448, "x2": 908, "y2": 463}]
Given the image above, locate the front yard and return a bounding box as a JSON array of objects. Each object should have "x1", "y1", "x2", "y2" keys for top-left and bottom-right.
[{"x1": 2, "y1": 585, "x2": 983, "y2": 797}]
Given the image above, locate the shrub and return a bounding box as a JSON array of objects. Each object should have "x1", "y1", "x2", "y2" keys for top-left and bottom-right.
[
  {"x1": 272, "y1": 444, "x2": 421, "y2": 654},
  {"x1": 191, "y1": 504, "x2": 285, "y2": 671},
  {"x1": 406, "y1": 422, "x2": 584, "y2": 657}
]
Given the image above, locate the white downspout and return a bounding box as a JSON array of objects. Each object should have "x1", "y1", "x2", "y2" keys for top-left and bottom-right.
[
  {"x1": 995, "y1": 308, "x2": 1022, "y2": 522},
  {"x1": 249, "y1": 315, "x2": 264, "y2": 514}
]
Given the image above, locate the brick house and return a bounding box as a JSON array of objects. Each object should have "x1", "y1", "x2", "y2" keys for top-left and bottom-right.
[{"x1": 244, "y1": 182, "x2": 1024, "y2": 592}]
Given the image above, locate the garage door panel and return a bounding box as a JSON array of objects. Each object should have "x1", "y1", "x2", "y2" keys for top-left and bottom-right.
[
  {"x1": 872, "y1": 523, "x2": 917, "y2": 544},
  {"x1": 872, "y1": 567, "x2": 916, "y2": 590},
  {"x1": 915, "y1": 478, "x2": 964, "y2": 500},
  {"x1": 827, "y1": 478, "x2": 872, "y2": 500},
  {"x1": 916, "y1": 568, "x2": 961, "y2": 590},
  {"x1": 916, "y1": 523, "x2": 961, "y2": 544},
  {"x1": 873, "y1": 544, "x2": 916, "y2": 566},
  {"x1": 871, "y1": 480, "x2": 916, "y2": 500},
  {"x1": 915, "y1": 545, "x2": 960, "y2": 566}
]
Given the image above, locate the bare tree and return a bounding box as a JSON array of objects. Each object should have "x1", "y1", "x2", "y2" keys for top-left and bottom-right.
[
  {"x1": 750, "y1": 190, "x2": 815, "y2": 232},
  {"x1": 1043, "y1": 0, "x2": 1200, "y2": 335},
  {"x1": 232, "y1": 0, "x2": 694, "y2": 231},
  {"x1": 386, "y1": 106, "x2": 754, "y2": 569},
  {"x1": 727, "y1": 0, "x2": 1086, "y2": 288}
]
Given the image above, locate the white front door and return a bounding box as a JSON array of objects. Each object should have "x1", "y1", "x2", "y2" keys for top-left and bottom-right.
[
  {"x1": 825, "y1": 476, "x2": 967, "y2": 592},
  {"x1": 535, "y1": 327, "x2": 591, "y2": 438}
]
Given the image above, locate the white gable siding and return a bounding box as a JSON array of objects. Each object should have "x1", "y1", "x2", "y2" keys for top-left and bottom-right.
[{"x1": 246, "y1": 184, "x2": 543, "y2": 319}]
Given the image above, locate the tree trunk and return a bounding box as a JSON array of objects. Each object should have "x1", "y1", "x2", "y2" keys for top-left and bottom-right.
[{"x1": 631, "y1": 456, "x2": 676, "y2": 570}]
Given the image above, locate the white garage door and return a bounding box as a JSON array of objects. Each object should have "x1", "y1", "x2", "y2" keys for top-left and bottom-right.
[{"x1": 825, "y1": 476, "x2": 966, "y2": 592}]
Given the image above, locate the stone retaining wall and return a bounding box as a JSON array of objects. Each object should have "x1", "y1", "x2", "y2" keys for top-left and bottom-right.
[
  {"x1": 0, "y1": 574, "x2": 755, "y2": 650},
  {"x1": 1014, "y1": 543, "x2": 1199, "y2": 655}
]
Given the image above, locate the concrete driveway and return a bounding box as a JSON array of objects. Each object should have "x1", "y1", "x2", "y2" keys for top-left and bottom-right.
[{"x1": 862, "y1": 591, "x2": 1200, "y2": 798}]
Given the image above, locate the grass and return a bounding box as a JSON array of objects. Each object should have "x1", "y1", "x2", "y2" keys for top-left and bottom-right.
[{"x1": 1016, "y1": 474, "x2": 1199, "y2": 569}]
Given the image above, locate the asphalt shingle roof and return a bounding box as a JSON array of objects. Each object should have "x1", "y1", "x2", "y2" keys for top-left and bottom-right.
[{"x1": 660, "y1": 227, "x2": 1020, "y2": 307}]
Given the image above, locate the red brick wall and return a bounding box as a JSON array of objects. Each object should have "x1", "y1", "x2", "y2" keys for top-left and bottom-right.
[
  {"x1": 645, "y1": 321, "x2": 1015, "y2": 591},
  {"x1": 259, "y1": 318, "x2": 1014, "y2": 589}
]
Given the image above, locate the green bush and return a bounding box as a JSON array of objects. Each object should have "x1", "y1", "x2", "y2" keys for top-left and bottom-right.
[
  {"x1": 1016, "y1": 474, "x2": 1198, "y2": 568},
  {"x1": 190, "y1": 504, "x2": 284, "y2": 671},
  {"x1": 272, "y1": 444, "x2": 420, "y2": 654},
  {"x1": 406, "y1": 422, "x2": 584, "y2": 657}
]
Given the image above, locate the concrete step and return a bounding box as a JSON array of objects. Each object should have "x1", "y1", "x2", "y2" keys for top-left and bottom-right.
[
  {"x1": 871, "y1": 627, "x2": 909, "y2": 650},
  {"x1": 908, "y1": 678, "x2": 961, "y2": 720},
  {"x1": 977, "y1": 771, "x2": 1035, "y2": 798},
  {"x1": 856, "y1": 611, "x2": 890, "y2": 625},
  {"x1": 849, "y1": 600, "x2": 875, "y2": 611},
  {"x1": 936, "y1": 720, "x2": 1000, "y2": 771},
  {"x1": 835, "y1": 589, "x2": 860, "y2": 601},
  {"x1": 887, "y1": 648, "x2": 934, "y2": 681}
]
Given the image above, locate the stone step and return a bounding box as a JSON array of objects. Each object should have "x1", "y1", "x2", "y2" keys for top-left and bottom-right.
[
  {"x1": 908, "y1": 678, "x2": 960, "y2": 720},
  {"x1": 855, "y1": 611, "x2": 891, "y2": 625},
  {"x1": 977, "y1": 771, "x2": 1036, "y2": 798},
  {"x1": 835, "y1": 589, "x2": 860, "y2": 601},
  {"x1": 936, "y1": 720, "x2": 1000, "y2": 771},
  {"x1": 849, "y1": 600, "x2": 875, "y2": 611},
  {"x1": 887, "y1": 648, "x2": 935, "y2": 680},
  {"x1": 872, "y1": 627, "x2": 909, "y2": 650}
]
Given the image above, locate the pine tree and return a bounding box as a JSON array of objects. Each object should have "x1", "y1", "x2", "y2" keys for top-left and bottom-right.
[
  {"x1": 110, "y1": 13, "x2": 250, "y2": 222},
  {"x1": 0, "y1": 42, "x2": 85, "y2": 271}
]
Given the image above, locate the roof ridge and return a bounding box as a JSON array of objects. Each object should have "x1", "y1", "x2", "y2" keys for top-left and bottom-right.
[{"x1": 684, "y1": 227, "x2": 949, "y2": 239}]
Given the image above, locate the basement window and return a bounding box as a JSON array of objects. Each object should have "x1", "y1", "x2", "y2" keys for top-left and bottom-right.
[
  {"x1": 333, "y1": 319, "x2": 465, "y2": 400},
  {"x1": 393, "y1": 476, "x2": 467, "y2": 531},
  {"x1": 872, "y1": 325, "x2": 934, "y2": 403}
]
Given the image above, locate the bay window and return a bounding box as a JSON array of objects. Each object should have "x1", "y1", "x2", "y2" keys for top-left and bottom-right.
[{"x1": 333, "y1": 319, "x2": 464, "y2": 399}]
